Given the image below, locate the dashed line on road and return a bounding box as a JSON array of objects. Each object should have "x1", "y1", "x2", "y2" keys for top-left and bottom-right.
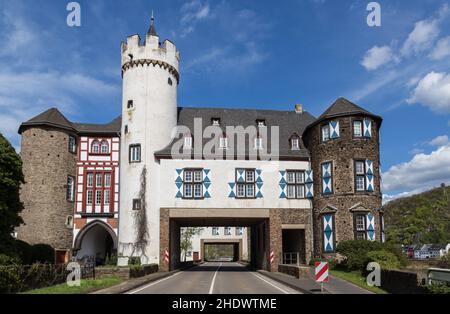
[
  {"x1": 251, "y1": 272, "x2": 291, "y2": 294},
  {"x1": 208, "y1": 263, "x2": 222, "y2": 294},
  {"x1": 126, "y1": 272, "x2": 182, "y2": 294}
]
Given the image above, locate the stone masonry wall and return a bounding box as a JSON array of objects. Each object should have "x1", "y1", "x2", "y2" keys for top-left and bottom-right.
[
  {"x1": 304, "y1": 116, "x2": 383, "y2": 256},
  {"x1": 17, "y1": 127, "x2": 77, "y2": 251}
]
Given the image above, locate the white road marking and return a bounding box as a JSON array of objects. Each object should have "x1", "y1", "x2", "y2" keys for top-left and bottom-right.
[
  {"x1": 251, "y1": 272, "x2": 291, "y2": 294},
  {"x1": 208, "y1": 263, "x2": 222, "y2": 294},
  {"x1": 126, "y1": 272, "x2": 182, "y2": 294}
]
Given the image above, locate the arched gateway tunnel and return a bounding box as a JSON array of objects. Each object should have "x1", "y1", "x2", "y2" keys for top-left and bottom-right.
[{"x1": 160, "y1": 208, "x2": 312, "y2": 272}]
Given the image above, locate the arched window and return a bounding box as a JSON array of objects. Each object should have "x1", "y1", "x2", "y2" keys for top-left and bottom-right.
[
  {"x1": 101, "y1": 141, "x2": 109, "y2": 154},
  {"x1": 91, "y1": 140, "x2": 100, "y2": 154}
]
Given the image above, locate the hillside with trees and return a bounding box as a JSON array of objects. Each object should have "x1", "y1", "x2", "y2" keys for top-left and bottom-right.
[{"x1": 383, "y1": 185, "x2": 450, "y2": 246}]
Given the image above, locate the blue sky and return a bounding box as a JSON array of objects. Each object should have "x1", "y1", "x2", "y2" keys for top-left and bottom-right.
[{"x1": 1, "y1": 0, "x2": 450, "y2": 200}]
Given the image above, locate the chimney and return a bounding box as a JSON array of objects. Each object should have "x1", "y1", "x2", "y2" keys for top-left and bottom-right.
[{"x1": 295, "y1": 104, "x2": 303, "y2": 114}]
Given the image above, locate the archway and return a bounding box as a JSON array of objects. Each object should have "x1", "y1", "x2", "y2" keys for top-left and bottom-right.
[{"x1": 73, "y1": 221, "x2": 117, "y2": 266}]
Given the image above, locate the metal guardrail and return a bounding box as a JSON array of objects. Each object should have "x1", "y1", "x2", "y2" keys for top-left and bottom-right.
[
  {"x1": 283, "y1": 252, "x2": 300, "y2": 266},
  {"x1": 427, "y1": 268, "x2": 450, "y2": 284}
]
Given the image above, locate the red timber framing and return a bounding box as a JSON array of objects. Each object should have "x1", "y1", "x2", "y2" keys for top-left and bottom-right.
[{"x1": 75, "y1": 136, "x2": 120, "y2": 218}]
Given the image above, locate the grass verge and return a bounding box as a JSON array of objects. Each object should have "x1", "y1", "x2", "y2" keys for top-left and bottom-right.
[
  {"x1": 22, "y1": 277, "x2": 123, "y2": 294},
  {"x1": 330, "y1": 270, "x2": 388, "y2": 294}
]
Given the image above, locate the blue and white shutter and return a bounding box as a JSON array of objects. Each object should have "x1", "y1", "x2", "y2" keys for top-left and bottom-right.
[
  {"x1": 175, "y1": 169, "x2": 184, "y2": 198},
  {"x1": 228, "y1": 182, "x2": 236, "y2": 198},
  {"x1": 322, "y1": 162, "x2": 332, "y2": 194},
  {"x1": 366, "y1": 159, "x2": 374, "y2": 192},
  {"x1": 329, "y1": 121, "x2": 340, "y2": 139},
  {"x1": 366, "y1": 213, "x2": 376, "y2": 241},
  {"x1": 203, "y1": 169, "x2": 211, "y2": 198},
  {"x1": 255, "y1": 169, "x2": 263, "y2": 199},
  {"x1": 279, "y1": 171, "x2": 287, "y2": 199},
  {"x1": 323, "y1": 215, "x2": 335, "y2": 253},
  {"x1": 305, "y1": 170, "x2": 314, "y2": 198},
  {"x1": 363, "y1": 119, "x2": 372, "y2": 138}
]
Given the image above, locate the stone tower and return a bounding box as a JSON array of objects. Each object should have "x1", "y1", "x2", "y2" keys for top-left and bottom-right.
[
  {"x1": 303, "y1": 98, "x2": 383, "y2": 256},
  {"x1": 118, "y1": 16, "x2": 180, "y2": 265},
  {"x1": 17, "y1": 109, "x2": 77, "y2": 256}
]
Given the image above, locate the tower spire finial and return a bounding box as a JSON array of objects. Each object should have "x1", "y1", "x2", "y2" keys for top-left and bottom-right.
[{"x1": 148, "y1": 10, "x2": 157, "y2": 36}]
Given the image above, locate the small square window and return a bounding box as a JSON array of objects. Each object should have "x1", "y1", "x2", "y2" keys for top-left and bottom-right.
[
  {"x1": 212, "y1": 118, "x2": 221, "y2": 126},
  {"x1": 224, "y1": 227, "x2": 232, "y2": 236},
  {"x1": 132, "y1": 199, "x2": 141, "y2": 210},
  {"x1": 246, "y1": 184, "x2": 255, "y2": 198},
  {"x1": 129, "y1": 145, "x2": 141, "y2": 163},
  {"x1": 219, "y1": 137, "x2": 228, "y2": 149},
  {"x1": 212, "y1": 227, "x2": 220, "y2": 236},
  {"x1": 256, "y1": 120, "x2": 266, "y2": 127},
  {"x1": 194, "y1": 170, "x2": 202, "y2": 182},
  {"x1": 237, "y1": 184, "x2": 245, "y2": 198},
  {"x1": 353, "y1": 121, "x2": 363, "y2": 138},
  {"x1": 184, "y1": 136, "x2": 193, "y2": 149},
  {"x1": 254, "y1": 137, "x2": 264, "y2": 150},
  {"x1": 355, "y1": 161, "x2": 365, "y2": 175},
  {"x1": 194, "y1": 184, "x2": 203, "y2": 198},
  {"x1": 291, "y1": 138, "x2": 300, "y2": 150},
  {"x1": 68, "y1": 136, "x2": 77, "y2": 153},
  {"x1": 127, "y1": 100, "x2": 134, "y2": 109},
  {"x1": 246, "y1": 170, "x2": 255, "y2": 183},
  {"x1": 356, "y1": 176, "x2": 365, "y2": 191},
  {"x1": 184, "y1": 184, "x2": 193, "y2": 198}
]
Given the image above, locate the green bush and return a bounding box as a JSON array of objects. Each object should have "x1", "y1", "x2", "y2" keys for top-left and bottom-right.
[
  {"x1": 366, "y1": 250, "x2": 401, "y2": 270},
  {"x1": 0, "y1": 264, "x2": 22, "y2": 293},
  {"x1": 31, "y1": 244, "x2": 55, "y2": 264},
  {"x1": 13, "y1": 240, "x2": 33, "y2": 265},
  {"x1": 381, "y1": 242, "x2": 408, "y2": 267},
  {"x1": 0, "y1": 254, "x2": 21, "y2": 265},
  {"x1": 438, "y1": 252, "x2": 450, "y2": 269},
  {"x1": 336, "y1": 240, "x2": 384, "y2": 271},
  {"x1": 128, "y1": 257, "x2": 141, "y2": 266},
  {"x1": 426, "y1": 282, "x2": 450, "y2": 294},
  {"x1": 104, "y1": 255, "x2": 118, "y2": 266}
]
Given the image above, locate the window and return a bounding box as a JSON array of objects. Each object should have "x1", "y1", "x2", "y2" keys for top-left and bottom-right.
[
  {"x1": 291, "y1": 137, "x2": 300, "y2": 150},
  {"x1": 212, "y1": 118, "x2": 221, "y2": 126},
  {"x1": 92, "y1": 140, "x2": 100, "y2": 154},
  {"x1": 133, "y1": 199, "x2": 141, "y2": 210},
  {"x1": 127, "y1": 100, "x2": 134, "y2": 109},
  {"x1": 322, "y1": 125, "x2": 330, "y2": 142},
  {"x1": 353, "y1": 120, "x2": 363, "y2": 138},
  {"x1": 85, "y1": 171, "x2": 113, "y2": 212},
  {"x1": 168, "y1": 78, "x2": 173, "y2": 86},
  {"x1": 286, "y1": 171, "x2": 305, "y2": 199},
  {"x1": 129, "y1": 144, "x2": 141, "y2": 163},
  {"x1": 183, "y1": 169, "x2": 203, "y2": 199},
  {"x1": 124, "y1": 125, "x2": 129, "y2": 134},
  {"x1": 256, "y1": 119, "x2": 266, "y2": 127},
  {"x1": 236, "y1": 169, "x2": 256, "y2": 199},
  {"x1": 224, "y1": 227, "x2": 232, "y2": 236},
  {"x1": 354, "y1": 214, "x2": 367, "y2": 240},
  {"x1": 219, "y1": 136, "x2": 228, "y2": 149},
  {"x1": 101, "y1": 141, "x2": 109, "y2": 154},
  {"x1": 68, "y1": 136, "x2": 77, "y2": 153},
  {"x1": 355, "y1": 160, "x2": 366, "y2": 192},
  {"x1": 236, "y1": 227, "x2": 244, "y2": 236},
  {"x1": 212, "y1": 227, "x2": 219, "y2": 236},
  {"x1": 254, "y1": 137, "x2": 263, "y2": 150},
  {"x1": 184, "y1": 136, "x2": 192, "y2": 149},
  {"x1": 66, "y1": 176, "x2": 75, "y2": 202}
]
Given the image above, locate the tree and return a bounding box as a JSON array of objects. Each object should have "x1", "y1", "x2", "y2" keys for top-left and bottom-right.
[
  {"x1": 180, "y1": 227, "x2": 203, "y2": 262},
  {"x1": 0, "y1": 134, "x2": 24, "y2": 255}
]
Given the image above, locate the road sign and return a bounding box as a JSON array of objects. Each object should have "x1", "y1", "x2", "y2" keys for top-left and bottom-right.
[
  {"x1": 269, "y1": 251, "x2": 275, "y2": 264},
  {"x1": 315, "y1": 262, "x2": 329, "y2": 283},
  {"x1": 163, "y1": 249, "x2": 170, "y2": 263}
]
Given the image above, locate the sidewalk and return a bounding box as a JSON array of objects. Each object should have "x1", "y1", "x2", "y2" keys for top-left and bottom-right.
[{"x1": 257, "y1": 268, "x2": 374, "y2": 294}]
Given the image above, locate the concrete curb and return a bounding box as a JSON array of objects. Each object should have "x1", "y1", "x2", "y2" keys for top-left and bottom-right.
[
  {"x1": 256, "y1": 270, "x2": 326, "y2": 295},
  {"x1": 91, "y1": 270, "x2": 181, "y2": 294}
]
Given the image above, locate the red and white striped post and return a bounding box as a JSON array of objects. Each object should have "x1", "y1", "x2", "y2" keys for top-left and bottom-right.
[
  {"x1": 163, "y1": 249, "x2": 170, "y2": 265},
  {"x1": 315, "y1": 262, "x2": 329, "y2": 293},
  {"x1": 269, "y1": 250, "x2": 275, "y2": 265}
]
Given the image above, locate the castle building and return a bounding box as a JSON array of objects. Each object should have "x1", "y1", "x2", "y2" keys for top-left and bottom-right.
[{"x1": 16, "y1": 18, "x2": 383, "y2": 270}]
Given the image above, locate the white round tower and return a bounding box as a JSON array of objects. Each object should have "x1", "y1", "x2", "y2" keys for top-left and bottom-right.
[{"x1": 118, "y1": 16, "x2": 180, "y2": 266}]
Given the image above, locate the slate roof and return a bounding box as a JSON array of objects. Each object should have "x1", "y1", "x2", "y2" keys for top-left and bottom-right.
[
  {"x1": 305, "y1": 97, "x2": 382, "y2": 131},
  {"x1": 154, "y1": 107, "x2": 316, "y2": 160},
  {"x1": 18, "y1": 108, "x2": 121, "y2": 135}
]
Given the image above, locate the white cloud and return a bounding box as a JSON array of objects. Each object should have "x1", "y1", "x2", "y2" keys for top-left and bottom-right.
[
  {"x1": 407, "y1": 71, "x2": 450, "y2": 113},
  {"x1": 430, "y1": 36, "x2": 450, "y2": 60},
  {"x1": 361, "y1": 45, "x2": 395, "y2": 71},
  {"x1": 401, "y1": 4, "x2": 449, "y2": 57},
  {"x1": 382, "y1": 143, "x2": 450, "y2": 194},
  {"x1": 179, "y1": 0, "x2": 211, "y2": 37},
  {"x1": 429, "y1": 135, "x2": 450, "y2": 147}
]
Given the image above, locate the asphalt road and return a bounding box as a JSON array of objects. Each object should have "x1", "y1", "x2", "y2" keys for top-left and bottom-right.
[{"x1": 127, "y1": 262, "x2": 300, "y2": 294}]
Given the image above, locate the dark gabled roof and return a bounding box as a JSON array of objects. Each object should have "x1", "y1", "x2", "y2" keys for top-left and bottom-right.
[
  {"x1": 305, "y1": 97, "x2": 383, "y2": 131},
  {"x1": 155, "y1": 107, "x2": 316, "y2": 160},
  {"x1": 18, "y1": 108, "x2": 121, "y2": 135}
]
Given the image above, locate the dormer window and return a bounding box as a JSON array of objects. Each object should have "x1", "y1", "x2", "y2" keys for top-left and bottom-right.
[
  {"x1": 91, "y1": 140, "x2": 100, "y2": 154},
  {"x1": 184, "y1": 135, "x2": 193, "y2": 149},
  {"x1": 291, "y1": 137, "x2": 300, "y2": 150},
  {"x1": 212, "y1": 118, "x2": 221, "y2": 126},
  {"x1": 254, "y1": 136, "x2": 264, "y2": 150},
  {"x1": 256, "y1": 119, "x2": 266, "y2": 127},
  {"x1": 100, "y1": 141, "x2": 109, "y2": 154}
]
